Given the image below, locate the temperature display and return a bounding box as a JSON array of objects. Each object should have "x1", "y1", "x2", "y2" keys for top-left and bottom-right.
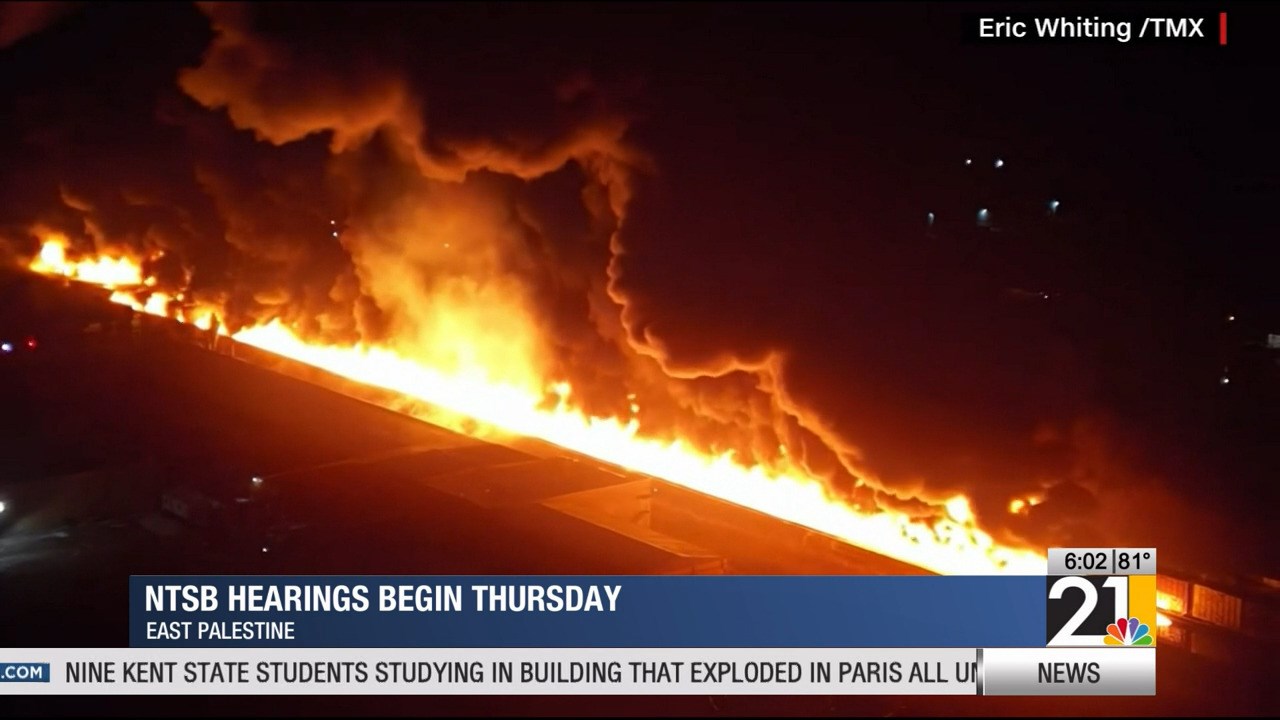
[{"x1": 1047, "y1": 548, "x2": 1157, "y2": 576}]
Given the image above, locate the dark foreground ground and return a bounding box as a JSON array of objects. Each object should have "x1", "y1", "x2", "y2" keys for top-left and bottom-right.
[{"x1": 0, "y1": 282, "x2": 1275, "y2": 716}]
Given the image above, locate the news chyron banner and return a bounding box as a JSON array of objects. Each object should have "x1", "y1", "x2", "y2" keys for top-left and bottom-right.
[{"x1": 0, "y1": 548, "x2": 1157, "y2": 696}]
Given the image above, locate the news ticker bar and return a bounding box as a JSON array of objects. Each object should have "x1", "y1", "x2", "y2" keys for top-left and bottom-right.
[{"x1": 0, "y1": 648, "x2": 1155, "y2": 696}]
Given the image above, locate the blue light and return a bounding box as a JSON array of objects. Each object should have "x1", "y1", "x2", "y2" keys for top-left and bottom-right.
[
  {"x1": 1049, "y1": 199, "x2": 1060, "y2": 213},
  {"x1": 0, "y1": 342, "x2": 12, "y2": 353},
  {"x1": 977, "y1": 208, "x2": 990, "y2": 224}
]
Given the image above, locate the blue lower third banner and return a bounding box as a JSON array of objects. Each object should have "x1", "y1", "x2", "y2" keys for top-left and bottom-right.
[{"x1": 130, "y1": 576, "x2": 1043, "y2": 648}]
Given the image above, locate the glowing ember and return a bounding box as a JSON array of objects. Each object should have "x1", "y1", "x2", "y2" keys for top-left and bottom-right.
[
  {"x1": 1007, "y1": 495, "x2": 1041, "y2": 515},
  {"x1": 27, "y1": 236, "x2": 1047, "y2": 576}
]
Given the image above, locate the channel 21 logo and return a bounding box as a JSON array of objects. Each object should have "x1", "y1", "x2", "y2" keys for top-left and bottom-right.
[{"x1": 1046, "y1": 575, "x2": 1158, "y2": 647}]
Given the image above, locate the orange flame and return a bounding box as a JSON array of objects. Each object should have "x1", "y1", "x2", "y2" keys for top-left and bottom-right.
[
  {"x1": 27, "y1": 235, "x2": 1047, "y2": 576},
  {"x1": 29, "y1": 231, "x2": 146, "y2": 287},
  {"x1": 1155, "y1": 590, "x2": 1182, "y2": 631},
  {"x1": 1156, "y1": 591, "x2": 1178, "y2": 613}
]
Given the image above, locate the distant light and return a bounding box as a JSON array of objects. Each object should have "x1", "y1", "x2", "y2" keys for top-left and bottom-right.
[
  {"x1": 251, "y1": 476, "x2": 264, "y2": 486},
  {"x1": 0, "y1": 500, "x2": 6, "y2": 514},
  {"x1": 331, "y1": 232, "x2": 339, "y2": 238},
  {"x1": 25, "y1": 337, "x2": 37, "y2": 349},
  {"x1": 994, "y1": 158, "x2": 1005, "y2": 169},
  {"x1": 1048, "y1": 199, "x2": 1060, "y2": 213},
  {"x1": 1226, "y1": 314, "x2": 1236, "y2": 322},
  {"x1": 964, "y1": 158, "x2": 972, "y2": 166},
  {"x1": 330, "y1": 220, "x2": 337, "y2": 225},
  {"x1": 0, "y1": 342, "x2": 11, "y2": 353},
  {"x1": 926, "y1": 212, "x2": 935, "y2": 226},
  {"x1": 1219, "y1": 376, "x2": 1230, "y2": 385},
  {"x1": 262, "y1": 547, "x2": 269, "y2": 553},
  {"x1": 977, "y1": 208, "x2": 990, "y2": 224}
]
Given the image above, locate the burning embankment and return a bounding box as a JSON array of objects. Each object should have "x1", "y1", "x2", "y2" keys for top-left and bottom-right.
[
  {"x1": 23, "y1": 232, "x2": 1045, "y2": 576},
  {"x1": 3, "y1": 3, "x2": 1195, "y2": 577}
]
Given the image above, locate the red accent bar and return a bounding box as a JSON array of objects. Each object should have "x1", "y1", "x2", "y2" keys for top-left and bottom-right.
[{"x1": 1220, "y1": 12, "x2": 1227, "y2": 46}]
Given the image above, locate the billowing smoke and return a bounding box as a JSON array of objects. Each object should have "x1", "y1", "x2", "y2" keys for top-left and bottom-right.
[
  {"x1": 170, "y1": 4, "x2": 894, "y2": 518},
  {"x1": 2, "y1": 3, "x2": 1260, "y2": 561}
]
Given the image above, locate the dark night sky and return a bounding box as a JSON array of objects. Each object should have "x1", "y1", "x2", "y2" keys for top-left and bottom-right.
[{"x1": 1, "y1": 2, "x2": 1276, "y2": 574}]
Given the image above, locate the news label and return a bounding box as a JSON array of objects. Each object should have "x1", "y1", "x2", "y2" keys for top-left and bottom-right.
[
  {"x1": 964, "y1": 13, "x2": 1227, "y2": 45},
  {"x1": 984, "y1": 648, "x2": 1155, "y2": 696}
]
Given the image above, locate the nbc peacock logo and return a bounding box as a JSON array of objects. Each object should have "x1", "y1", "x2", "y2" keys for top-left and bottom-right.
[{"x1": 1105, "y1": 617, "x2": 1153, "y2": 646}]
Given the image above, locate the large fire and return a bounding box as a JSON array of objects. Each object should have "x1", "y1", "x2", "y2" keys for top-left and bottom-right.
[
  {"x1": 26, "y1": 232, "x2": 1196, "y2": 638},
  {"x1": 27, "y1": 233, "x2": 1051, "y2": 576}
]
